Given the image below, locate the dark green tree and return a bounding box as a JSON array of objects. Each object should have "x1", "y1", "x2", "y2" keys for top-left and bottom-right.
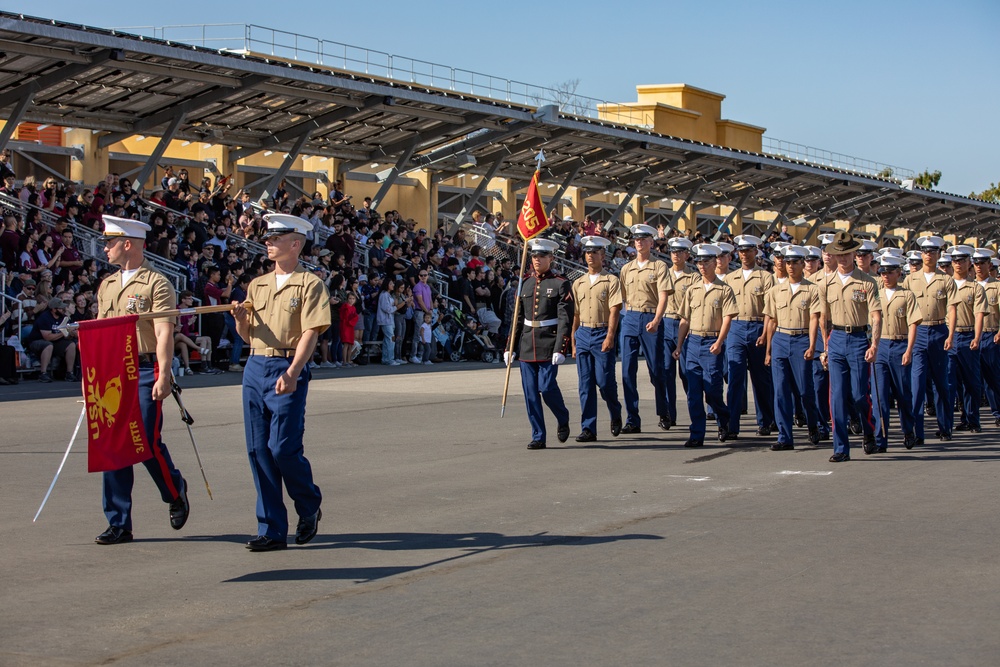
[{"x1": 914, "y1": 169, "x2": 942, "y2": 188}]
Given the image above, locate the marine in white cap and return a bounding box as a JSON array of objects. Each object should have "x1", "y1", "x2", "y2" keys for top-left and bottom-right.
[
  {"x1": 232, "y1": 212, "x2": 330, "y2": 550},
  {"x1": 947, "y1": 244, "x2": 988, "y2": 434},
  {"x1": 872, "y1": 254, "x2": 921, "y2": 451},
  {"x1": 970, "y1": 247, "x2": 1000, "y2": 427},
  {"x1": 763, "y1": 244, "x2": 825, "y2": 450},
  {"x1": 505, "y1": 235, "x2": 573, "y2": 449},
  {"x1": 715, "y1": 241, "x2": 735, "y2": 278},
  {"x1": 663, "y1": 235, "x2": 697, "y2": 429},
  {"x1": 902, "y1": 232, "x2": 958, "y2": 445},
  {"x1": 93, "y1": 215, "x2": 189, "y2": 545},
  {"x1": 618, "y1": 223, "x2": 674, "y2": 433},
  {"x1": 570, "y1": 236, "x2": 623, "y2": 441},
  {"x1": 724, "y1": 233, "x2": 776, "y2": 437},
  {"x1": 855, "y1": 239, "x2": 879, "y2": 277},
  {"x1": 673, "y1": 243, "x2": 739, "y2": 446}
]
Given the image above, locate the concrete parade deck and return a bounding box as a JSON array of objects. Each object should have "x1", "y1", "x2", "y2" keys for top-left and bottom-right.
[{"x1": 1, "y1": 362, "x2": 998, "y2": 666}]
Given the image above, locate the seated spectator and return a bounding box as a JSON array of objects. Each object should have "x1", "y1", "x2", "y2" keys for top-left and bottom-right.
[
  {"x1": 25, "y1": 297, "x2": 76, "y2": 382},
  {"x1": 173, "y1": 291, "x2": 218, "y2": 375}
]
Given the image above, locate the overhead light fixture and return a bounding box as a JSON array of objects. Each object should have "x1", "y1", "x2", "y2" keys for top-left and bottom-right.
[
  {"x1": 319, "y1": 157, "x2": 329, "y2": 162},
  {"x1": 63, "y1": 127, "x2": 74, "y2": 134},
  {"x1": 264, "y1": 150, "x2": 274, "y2": 156},
  {"x1": 181, "y1": 141, "x2": 192, "y2": 146},
  {"x1": 602, "y1": 190, "x2": 610, "y2": 195},
  {"x1": 203, "y1": 143, "x2": 214, "y2": 149},
  {"x1": 456, "y1": 153, "x2": 476, "y2": 169},
  {"x1": 371, "y1": 163, "x2": 379, "y2": 169},
  {"x1": 471, "y1": 175, "x2": 480, "y2": 181},
  {"x1": 136, "y1": 135, "x2": 146, "y2": 141},
  {"x1": 36, "y1": 124, "x2": 50, "y2": 131}
]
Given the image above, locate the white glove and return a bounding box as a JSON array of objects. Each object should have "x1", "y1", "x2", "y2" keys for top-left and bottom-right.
[
  {"x1": 504, "y1": 351, "x2": 516, "y2": 365},
  {"x1": 552, "y1": 353, "x2": 566, "y2": 365}
]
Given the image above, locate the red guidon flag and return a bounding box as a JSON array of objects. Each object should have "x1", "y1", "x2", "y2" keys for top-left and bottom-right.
[
  {"x1": 77, "y1": 316, "x2": 152, "y2": 472},
  {"x1": 517, "y1": 170, "x2": 550, "y2": 241}
]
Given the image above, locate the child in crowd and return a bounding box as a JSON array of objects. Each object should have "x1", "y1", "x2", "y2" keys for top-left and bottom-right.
[
  {"x1": 339, "y1": 292, "x2": 359, "y2": 367},
  {"x1": 419, "y1": 312, "x2": 434, "y2": 365}
]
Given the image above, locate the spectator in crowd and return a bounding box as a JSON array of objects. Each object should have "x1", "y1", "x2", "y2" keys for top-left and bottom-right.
[
  {"x1": 174, "y1": 291, "x2": 216, "y2": 376},
  {"x1": 340, "y1": 291, "x2": 359, "y2": 367},
  {"x1": 25, "y1": 297, "x2": 76, "y2": 382},
  {"x1": 377, "y1": 279, "x2": 398, "y2": 366}
]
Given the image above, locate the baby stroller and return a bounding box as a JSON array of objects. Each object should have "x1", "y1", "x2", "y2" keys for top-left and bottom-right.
[{"x1": 436, "y1": 308, "x2": 497, "y2": 363}]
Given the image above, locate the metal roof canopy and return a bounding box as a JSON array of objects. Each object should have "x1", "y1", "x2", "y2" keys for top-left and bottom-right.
[{"x1": 1, "y1": 12, "x2": 998, "y2": 240}]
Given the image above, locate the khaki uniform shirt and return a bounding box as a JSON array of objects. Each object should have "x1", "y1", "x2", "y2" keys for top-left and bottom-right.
[
  {"x1": 725, "y1": 268, "x2": 775, "y2": 320},
  {"x1": 764, "y1": 280, "x2": 822, "y2": 332},
  {"x1": 878, "y1": 287, "x2": 922, "y2": 339},
  {"x1": 818, "y1": 269, "x2": 881, "y2": 327},
  {"x1": 665, "y1": 268, "x2": 696, "y2": 318},
  {"x1": 977, "y1": 278, "x2": 1000, "y2": 331},
  {"x1": 244, "y1": 267, "x2": 331, "y2": 351},
  {"x1": 572, "y1": 272, "x2": 622, "y2": 327},
  {"x1": 97, "y1": 259, "x2": 176, "y2": 354},
  {"x1": 620, "y1": 258, "x2": 673, "y2": 312},
  {"x1": 679, "y1": 277, "x2": 739, "y2": 334},
  {"x1": 953, "y1": 279, "x2": 988, "y2": 329},
  {"x1": 903, "y1": 270, "x2": 958, "y2": 325}
]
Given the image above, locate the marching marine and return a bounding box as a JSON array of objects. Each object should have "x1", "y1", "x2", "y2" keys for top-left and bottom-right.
[
  {"x1": 763, "y1": 245, "x2": 823, "y2": 450},
  {"x1": 673, "y1": 243, "x2": 738, "y2": 447},
  {"x1": 618, "y1": 224, "x2": 673, "y2": 433},
  {"x1": 662, "y1": 236, "x2": 696, "y2": 429},
  {"x1": 873, "y1": 255, "x2": 921, "y2": 452},
  {"x1": 94, "y1": 216, "x2": 189, "y2": 545},
  {"x1": 724, "y1": 234, "x2": 775, "y2": 437},
  {"x1": 818, "y1": 232, "x2": 882, "y2": 462},
  {"x1": 506, "y1": 238, "x2": 573, "y2": 449},
  {"x1": 232, "y1": 214, "x2": 329, "y2": 551},
  {"x1": 571, "y1": 236, "x2": 623, "y2": 441}
]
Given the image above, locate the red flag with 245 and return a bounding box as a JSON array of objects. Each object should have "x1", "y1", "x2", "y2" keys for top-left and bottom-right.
[
  {"x1": 516, "y1": 170, "x2": 550, "y2": 241},
  {"x1": 77, "y1": 316, "x2": 152, "y2": 472}
]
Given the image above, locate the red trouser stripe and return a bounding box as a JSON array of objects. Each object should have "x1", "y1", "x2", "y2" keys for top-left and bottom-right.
[{"x1": 150, "y1": 365, "x2": 179, "y2": 499}]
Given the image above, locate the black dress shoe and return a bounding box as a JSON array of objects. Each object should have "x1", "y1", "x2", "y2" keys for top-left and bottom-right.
[
  {"x1": 915, "y1": 438, "x2": 925, "y2": 447},
  {"x1": 683, "y1": 439, "x2": 704, "y2": 448},
  {"x1": 955, "y1": 422, "x2": 970, "y2": 432},
  {"x1": 903, "y1": 432, "x2": 916, "y2": 450},
  {"x1": 557, "y1": 424, "x2": 570, "y2": 443},
  {"x1": 925, "y1": 404, "x2": 936, "y2": 417},
  {"x1": 658, "y1": 416, "x2": 672, "y2": 431},
  {"x1": 808, "y1": 428, "x2": 820, "y2": 445},
  {"x1": 794, "y1": 413, "x2": 807, "y2": 428},
  {"x1": 994, "y1": 417, "x2": 1000, "y2": 427},
  {"x1": 757, "y1": 425, "x2": 772, "y2": 436},
  {"x1": 862, "y1": 436, "x2": 877, "y2": 455},
  {"x1": 246, "y1": 536, "x2": 287, "y2": 551},
  {"x1": 527, "y1": 440, "x2": 546, "y2": 450},
  {"x1": 969, "y1": 425, "x2": 982, "y2": 433},
  {"x1": 829, "y1": 452, "x2": 851, "y2": 463},
  {"x1": 620, "y1": 423, "x2": 641, "y2": 434},
  {"x1": 610, "y1": 419, "x2": 623, "y2": 438},
  {"x1": 875, "y1": 445, "x2": 887, "y2": 453},
  {"x1": 707, "y1": 412, "x2": 716, "y2": 421},
  {"x1": 771, "y1": 442, "x2": 794, "y2": 451},
  {"x1": 575, "y1": 429, "x2": 597, "y2": 443},
  {"x1": 848, "y1": 418, "x2": 862, "y2": 436},
  {"x1": 718, "y1": 427, "x2": 733, "y2": 443},
  {"x1": 295, "y1": 508, "x2": 322, "y2": 545},
  {"x1": 95, "y1": 526, "x2": 133, "y2": 545},
  {"x1": 939, "y1": 431, "x2": 952, "y2": 441},
  {"x1": 168, "y1": 479, "x2": 189, "y2": 530}
]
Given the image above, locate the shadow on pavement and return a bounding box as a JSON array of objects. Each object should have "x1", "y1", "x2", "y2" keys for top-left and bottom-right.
[{"x1": 223, "y1": 531, "x2": 663, "y2": 583}]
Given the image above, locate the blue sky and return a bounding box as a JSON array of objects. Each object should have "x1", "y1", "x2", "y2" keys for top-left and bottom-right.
[{"x1": 30, "y1": 0, "x2": 1000, "y2": 195}]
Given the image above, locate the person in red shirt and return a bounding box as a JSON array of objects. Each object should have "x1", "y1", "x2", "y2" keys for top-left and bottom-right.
[{"x1": 339, "y1": 292, "x2": 359, "y2": 367}]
